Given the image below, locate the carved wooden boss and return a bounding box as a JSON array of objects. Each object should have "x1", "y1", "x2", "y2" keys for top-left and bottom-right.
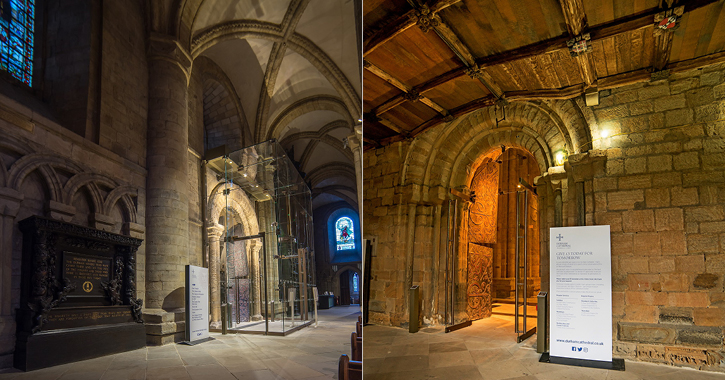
[{"x1": 15, "y1": 216, "x2": 145, "y2": 371}]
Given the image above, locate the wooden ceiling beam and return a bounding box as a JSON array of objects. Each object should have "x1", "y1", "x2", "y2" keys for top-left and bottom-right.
[
  {"x1": 378, "y1": 117, "x2": 409, "y2": 135},
  {"x1": 559, "y1": 0, "x2": 587, "y2": 35},
  {"x1": 364, "y1": 0, "x2": 721, "y2": 149},
  {"x1": 363, "y1": 0, "x2": 462, "y2": 56},
  {"x1": 432, "y1": 21, "x2": 476, "y2": 66},
  {"x1": 365, "y1": 60, "x2": 451, "y2": 117},
  {"x1": 419, "y1": 97, "x2": 449, "y2": 115},
  {"x1": 364, "y1": 61, "x2": 410, "y2": 91},
  {"x1": 558, "y1": 0, "x2": 598, "y2": 87}
]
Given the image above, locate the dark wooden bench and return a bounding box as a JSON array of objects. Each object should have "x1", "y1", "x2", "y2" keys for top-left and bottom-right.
[
  {"x1": 351, "y1": 331, "x2": 362, "y2": 361},
  {"x1": 338, "y1": 354, "x2": 362, "y2": 380}
]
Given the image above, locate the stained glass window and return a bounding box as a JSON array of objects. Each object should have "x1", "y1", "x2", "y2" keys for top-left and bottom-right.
[
  {"x1": 335, "y1": 216, "x2": 354, "y2": 250},
  {"x1": 0, "y1": 0, "x2": 34, "y2": 86},
  {"x1": 352, "y1": 272, "x2": 358, "y2": 292}
]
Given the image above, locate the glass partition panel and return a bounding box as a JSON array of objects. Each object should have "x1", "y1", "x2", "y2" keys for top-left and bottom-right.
[{"x1": 208, "y1": 140, "x2": 315, "y2": 335}]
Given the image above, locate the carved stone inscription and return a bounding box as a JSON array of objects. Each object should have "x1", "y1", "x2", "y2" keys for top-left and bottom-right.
[{"x1": 63, "y1": 252, "x2": 110, "y2": 297}]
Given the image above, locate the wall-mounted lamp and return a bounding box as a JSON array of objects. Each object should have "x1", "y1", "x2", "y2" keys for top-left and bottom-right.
[{"x1": 554, "y1": 149, "x2": 568, "y2": 166}]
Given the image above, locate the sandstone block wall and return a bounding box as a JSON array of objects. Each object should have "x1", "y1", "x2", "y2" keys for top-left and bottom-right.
[{"x1": 583, "y1": 65, "x2": 725, "y2": 369}]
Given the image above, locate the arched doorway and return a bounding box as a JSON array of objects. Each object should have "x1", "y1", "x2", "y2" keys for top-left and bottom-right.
[
  {"x1": 463, "y1": 146, "x2": 541, "y2": 340},
  {"x1": 336, "y1": 267, "x2": 361, "y2": 306}
]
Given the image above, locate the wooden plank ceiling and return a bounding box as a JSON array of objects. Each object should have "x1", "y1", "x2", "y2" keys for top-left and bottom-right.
[{"x1": 363, "y1": 0, "x2": 725, "y2": 148}]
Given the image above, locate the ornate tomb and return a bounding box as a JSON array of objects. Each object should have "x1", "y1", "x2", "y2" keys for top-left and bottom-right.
[{"x1": 15, "y1": 216, "x2": 145, "y2": 371}]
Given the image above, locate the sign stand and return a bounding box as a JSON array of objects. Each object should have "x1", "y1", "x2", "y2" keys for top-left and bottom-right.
[
  {"x1": 544, "y1": 226, "x2": 623, "y2": 371},
  {"x1": 183, "y1": 265, "x2": 213, "y2": 345}
]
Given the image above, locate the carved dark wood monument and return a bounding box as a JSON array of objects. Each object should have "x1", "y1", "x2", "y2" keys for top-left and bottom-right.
[{"x1": 15, "y1": 216, "x2": 145, "y2": 371}]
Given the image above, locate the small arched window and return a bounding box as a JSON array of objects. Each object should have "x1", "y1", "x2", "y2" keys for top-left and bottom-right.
[
  {"x1": 335, "y1": 216, "x2": 355, "y2": 251},
  {"x1": 0, "y1": 0, "x2": 34, "y2": 86},
  {"x1": 352, "y1": 272, "x2": 359, "y2": 292}
]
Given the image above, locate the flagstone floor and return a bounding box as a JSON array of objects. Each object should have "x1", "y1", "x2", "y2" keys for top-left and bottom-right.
[
  {"x1": 364, "y1": 315, "x2": 725, "y2": 380},
  {"x1": 0, "y1": 306, "x2": 360, "y2": 380}
]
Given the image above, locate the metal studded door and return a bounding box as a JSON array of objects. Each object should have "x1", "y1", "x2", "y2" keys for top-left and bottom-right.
[{"x1": 466, "y1": 161, "x2": 498, "y2": 320}]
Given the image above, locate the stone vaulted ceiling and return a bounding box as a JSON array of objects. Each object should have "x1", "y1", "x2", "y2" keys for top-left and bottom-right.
[
  {"x1": 363, "y1": 0, "x2": 725, "y2": 149},
  {"x1": 156, "y1": 0, "x2": 362, "y2": 211}
]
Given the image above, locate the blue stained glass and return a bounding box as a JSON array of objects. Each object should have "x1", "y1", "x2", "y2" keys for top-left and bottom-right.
[
  {"x1": 352, "y1": 273, "x2": 358, "y2": 292},
  {"x1": 0, "y1": 0, "x2": 33, "y2": 86},
  {"x1": 335, "y1": 217, "x2": 355, "y2": 251}
]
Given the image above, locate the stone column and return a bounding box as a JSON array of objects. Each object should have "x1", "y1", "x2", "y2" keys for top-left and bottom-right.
[
  {"x1": 346, "y1": 125, "x2": 363, "y2": 210},
  {"x1": 249, "y1": 240, "x2": 263, "y2": 320},
  {"x1": 207, "y1": 224, "x2": 223, "y2": 328},
  {"x1": 144, "y1": 34, "x2": 192, "y2": 345},
  {"x1": 0, "y1": 188, "x2": 23, "y2": 367}
]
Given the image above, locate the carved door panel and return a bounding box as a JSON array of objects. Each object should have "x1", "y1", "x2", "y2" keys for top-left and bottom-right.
[
  {"x1": 467, "y1": 244, "x2": 493, "y2": 320},
  {"x1": 229, "y1": 237, "x2": 251, "y2": 324},
  {"x1": 466, "y1": 162, "x2": 498, "y2": 320},
  {"x1": 469, "y1": 162, "x2": 499, "y2": 244}
]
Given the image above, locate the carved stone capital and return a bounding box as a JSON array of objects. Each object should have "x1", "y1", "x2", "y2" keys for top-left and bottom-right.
[
  {"x1": 148, "y1": 33, "x2": 193, "y2": 83},
  {"x1": 92, "y1": 213, "x2": 115, "y2": 232},
  {"x1": 207, "y1": 224, "x2": 225, "y2": 241},
  {"x1": 46, "y1": 200, "x2": 75, "y2": 223},
  {"x1": 124, "y1": 222, "x2": 145, "y2": 239}
]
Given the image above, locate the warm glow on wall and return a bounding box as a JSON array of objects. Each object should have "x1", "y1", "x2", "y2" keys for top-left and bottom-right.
[{"x1": 554, "y1": 149, "x2": 568, "y2": 166}]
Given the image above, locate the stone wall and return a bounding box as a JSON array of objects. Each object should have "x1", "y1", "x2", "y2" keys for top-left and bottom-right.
[
  {"x1": 364, "y1": 63, "x2": 725, "y2": 371},
  {"x1": 582, "y1": 64, "x2": 725, "y2": 369},
  {"x1": 98, "y1": 0, "x2": 148, "y2": 166},
  {"x1": 0, "y1": 93, "x2": 147, "y2": 368},
  {"x1": 0, "y1": 0, "x2": 149, "y2": 366}
]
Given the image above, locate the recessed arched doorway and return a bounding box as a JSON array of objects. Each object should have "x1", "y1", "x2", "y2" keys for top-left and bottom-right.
[
  {"x1": 461, "y1": 146, "x2": 541, "y2": 340},
  {"x1": 336, "y1": 267, "x2": 361, "y2": 306}
]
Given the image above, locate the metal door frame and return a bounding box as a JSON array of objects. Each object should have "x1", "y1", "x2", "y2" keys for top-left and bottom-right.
[
  {"x1": 224, "y1": 232, "x2": 268, "y2": 335},
  {"x1": 515, "y1": 179, "x2": 537, "y2": 342}
]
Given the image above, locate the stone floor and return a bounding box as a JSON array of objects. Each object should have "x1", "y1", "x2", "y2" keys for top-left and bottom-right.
[
  {"x1": 364, "y1": 315, "x2": 725, "y2": 380},
  {"x1": 0, "y1": 306, "x2": 360, "y2": 380}
]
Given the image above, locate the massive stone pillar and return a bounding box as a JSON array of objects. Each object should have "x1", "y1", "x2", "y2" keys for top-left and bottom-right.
[
  {"x1": 144, "y1": 34, "x2": 192, "y2": 345},
  {"x1": 347, "y1": 125, "x2": 363, "y2": 210},
  {"x1": 0, "y1": 188, "x2": 22, "y2": 367},
  {"x1": 207, "y1": 224, "x2": 223, "y2": 328}
]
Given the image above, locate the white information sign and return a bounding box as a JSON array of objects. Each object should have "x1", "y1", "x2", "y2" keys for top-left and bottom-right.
[
  {"x1": 186, "y1": 265, "x2": 209, "y2": 342},
  {"x1": 550, "y1": 226, "x2": 612, "y2": 362}
]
